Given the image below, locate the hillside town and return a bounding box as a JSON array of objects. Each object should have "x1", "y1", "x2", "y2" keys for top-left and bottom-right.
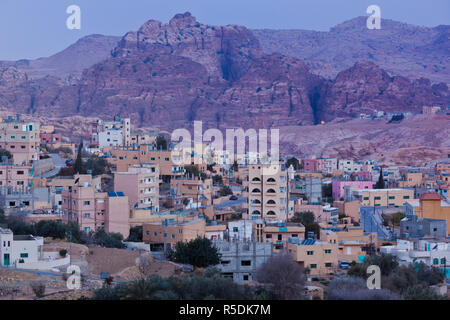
[{"x1": 0, "y1": 113, "x2": 448, "y2": 300}]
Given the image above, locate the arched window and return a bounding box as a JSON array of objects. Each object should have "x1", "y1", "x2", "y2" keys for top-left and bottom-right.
[
  {"x1": 433, "y1": 258, "x2": 439, "y2": 265},
  {"x1": 252, "y1": 199, "x2": 261, "y2": 204},
  {"x1": 267, "y1": 200, "x2": 276, "y2": 204},
  {"x1": 252, "y1": 177, "x2": 261, "y2": 182},
  {"x1": 266, "y1": 211, "x2": 276, "y2": 215},
  {"x1": 267, "y1": 188, "x2": 276, "y2": 193},
  {"x1": 252, "y1": 188, "x2": 261, "y2": 193},
  {"x1": 267, "y1": 178, "x2": 276, "y2": 182},
  {"x1": 252, "y1": 210, "x2": 261, "y2": 215}
]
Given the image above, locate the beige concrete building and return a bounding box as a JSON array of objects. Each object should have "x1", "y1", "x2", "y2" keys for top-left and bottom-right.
[
  {"x1": 288, "y1": 238, "x2": 339, "y2": 276},
  {"x1": 170, "y1": 177, "x2": 213, "y2": 207},
  {"x1": 253, "y1": 221, "x2": 305, "y2": 251},
  {"x1": 247, "y1": 163, "x2": 288, "y2": 220},
  {"x1": 143, "y1": 218, "x2": 206, "y2": 250},
  {"x1": 114, "y1": 164, "x2": 159, "y2": 212},
  {"x1": 0, "y1": 161, "x2": 33, "y2": 188},
  {"x1": 399, "y1": 172, "x2": 423, "y2": 188},
  {"x1": 0, "y1": 115, "x2": 40, "y2": 165},
  {"x1": 357, "y1": 188, "x2": 415, "y2": 207}
]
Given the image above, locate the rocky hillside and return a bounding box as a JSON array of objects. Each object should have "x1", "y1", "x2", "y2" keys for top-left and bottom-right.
[
  {"x1": 0, "y1": 12, "x2": 448, "y2": 131},
  {"x1": 0, "y1": 34, "x2": 120, "y2": 80},
  {"x1": 254, "y1": 17, "x2": 450, "y2": 84}
]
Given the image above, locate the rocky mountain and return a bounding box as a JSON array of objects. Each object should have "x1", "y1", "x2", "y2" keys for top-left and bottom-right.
[
  {"x1": 0, "y1": 12, "x2": 448, "y2": 132},
  {"x1": 0, "y1": 34, "x2": 120, "y2": 80},
  {"x1": 253, "y1": 17, "x2": 450, "y2": 84}
]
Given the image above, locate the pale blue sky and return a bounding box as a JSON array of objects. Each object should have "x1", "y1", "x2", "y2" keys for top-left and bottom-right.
[{"x1": 0, "y1": 0, "x2": 448, "y2": 60}]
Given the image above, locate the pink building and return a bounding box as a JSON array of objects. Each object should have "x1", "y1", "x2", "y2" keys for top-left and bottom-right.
[
  {"x1": 332, "y1": 180, "x2": 376, "y2": 200},
  {"x1": 61, "y1": 184, "x2": 130, "y2": 238},
  {"x1": 40, "y1": 133, "x2": 62, "y2": 144},
  {"x1": 301, "y1": 159, "x2": 318, "y2": 172}
]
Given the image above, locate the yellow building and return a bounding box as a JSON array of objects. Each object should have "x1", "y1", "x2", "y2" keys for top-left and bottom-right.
[
  {"x1": 358, "y1": 188, "x2": 414, "y2": 207},
  {"x1": 418, "y1": 193, "x2": 450, "y2": 235},
  {"x1": 399, "y1": 172, "x2": 423, "y2": 188},
  {"x1": 253, "y1": 221, "x2": 305, "y2": 251},
  {"x1": 320, "y1": 227, "x2": 377, "y2": 263},
  {"x1": 287, "y1": 238, "x2": 339, "y2": 276}
]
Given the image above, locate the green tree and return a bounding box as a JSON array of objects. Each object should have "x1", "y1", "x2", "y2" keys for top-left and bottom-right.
[
  {"x1": 74, "y1": 141, "x2": 85, "y2": 174},
  {"x1": 126, "y1": 226, "x2": 143, "y2": 242},
  {"x1": 291, "y1": 211, "x2": 320, "y2": 239},
  {"x1": 170, "y1": 237, "x2": 220, "y2": 268},
  {"x1": 84, "y1": 156, "x2": 108, "y2": 175},
  {"x1": 212, "y1": 174, "x2": 223, "y2": 186},
  {"x1": 0, "y1": 148, "x2": 12, "y2": 160},
  {"x1": 156, "y1": 136, "x2": 168, "y2": 150},
  {"x1": 375, "y1": 168, "x2": 385, "y2": 189},
  {"x1": 286, "y1": 157, "x2": 300, "y2": 170},
  {"x1": 218, "y1": 185, "x2": 233, "y2": 197},
  {"x1": 403, "y1": 284, "x2": 443, "y2": 300}
]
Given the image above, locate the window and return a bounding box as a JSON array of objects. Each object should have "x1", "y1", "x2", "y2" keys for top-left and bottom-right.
[
  {"x1": 403, "y1": 196, "x2": 410, "y2": 199},
  {"x1": 153, "y1": 232, "x2": 157, "y2": 236},
  {"x1": 441, "y1": 258, "x2": 446, "y2": 265},
  {"x1": 17, "y1": 170, "x2": 24, "y2": 175},
  {"x1": 433, "y1": 258, "x2": 439, "y2": 265},
  {"x1": 243, "y1": 275, "x2": 249, "y2": 281},
  {"x1": 221, "y1": 260, "x2": 230, "y2": 265},
  {"x1": 171, "y1": 234, "x2": 175, "y2": 239},
  {"x1": 84, "y1": 227, "x2": 91, "y2": 232},
  {"x1": 310, "y1": 264, "x2": 317, "y2": 269},
  {"x1": 389, "y1": 196, "x2": 395, "y2": 199},
  {"x1": 145, "y1": 231, "x2": 149, "y2": 235},
  {"x1": 233, "y1": 227, "x2": 238, "y2": 233},
  {"x1": 241, "y1": 260, "x2": 251, "y2": 266},
  {"x1": 307, "y1": 251, "x2": 314, "y2": 256},
  {"x1": 84, "y1": 213, "x2": 90, "y2": 218},
  {"x1": 325, "y1": 249, "x2": 332, "y2": 254},
  {"x1": 84, "y1": 201, "x2": 90, "y2": 205},
  {"x1": 325, "y1": 262, "x2": 332, "y2": 268},
  {"x1": 20, "y1": 253, "x2": 28, "y2": 258},
  {"x1": 363, "y1": 197, "x2": 369, "y2": 200},
  {"x1": 374, "y1": 196, "x2": 381, "y2": 200},
  {"x1": 277, "y1": 234, "x2": 282, "y2": 241},
  {"x1": 266, "y1": 234, "x2": 272, "y2": 239}
]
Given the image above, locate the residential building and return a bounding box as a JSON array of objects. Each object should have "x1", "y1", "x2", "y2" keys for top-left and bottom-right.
[
  {"x1": 253, "y1": 220, "x2": 305, "y2": 251},
  {"x1": 400, "y1": 216, "x2": 448, "y2": 239},
  {"x1": 0, "y1": 158, "x2": 33, "y2": 188},
  {"x1": 0, "y1": 115, "x2": 40, "y2": 165},
  {"x1": 61, "y1": 183, "x2": 130, "y2": 237},
  {"x1": 381, "y1": 239, "x2": 450, "y2": 277},
  {"x1": 287, "y1": 238, "x2": 339, "y2": 276},
  {"x1": 215, "y1": 240, "x2": 273, "y2": 283},
  {"x1": 416, "y1": 193, "x2": 450, "y2": 235},
  {"x1": 170, "y1": 177, "x2": 213, "y2": 207},
  {"x1": 248, "y1": 163, "x2": 288, "y2": 220},
  {"x1": 114, "y1": 163, "x2": 159, "y2": 212},
  {"x1": 142, "y1": 218, "x2": 206, "y2": 251},
  {"x1": 332, "y1": 180, "x2": 376, "y2": 200},
  {"x1": 356, "y1": 188, "x2": 415, "y2": 207}
]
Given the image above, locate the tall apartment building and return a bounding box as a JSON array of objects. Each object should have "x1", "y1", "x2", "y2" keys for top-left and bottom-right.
[
  {"x1": 0, "y1": 115, "x2": 40, "y2": 165},
  {"x1": 114, "y1": 164, "x2": 159, "y2": 212},
  {"x1": 248, "y1": 164, "x2": 288, "y2": 220}
]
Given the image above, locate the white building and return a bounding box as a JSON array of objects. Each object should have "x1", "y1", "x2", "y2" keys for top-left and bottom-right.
[
  {"x1": 0, "y1": 228, "x2": 69, "y2": 270},
  {"x1": 98, "y1": 128, "x2": 123, "y2": 149},
  {"x1": 380, "y1": 239, "x2": 449, "y2": 273},
  {"x1": 228, "y1": 220, "x2": 254, "y2": 241}
]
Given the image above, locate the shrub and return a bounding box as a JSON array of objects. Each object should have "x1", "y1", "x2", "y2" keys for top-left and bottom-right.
[
  {"x1": 30, "y1": 281, "x2": 46, "y2": 298},
  {"x1": 59, "y1": 249, "x2": 67, "y2": 257}
]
